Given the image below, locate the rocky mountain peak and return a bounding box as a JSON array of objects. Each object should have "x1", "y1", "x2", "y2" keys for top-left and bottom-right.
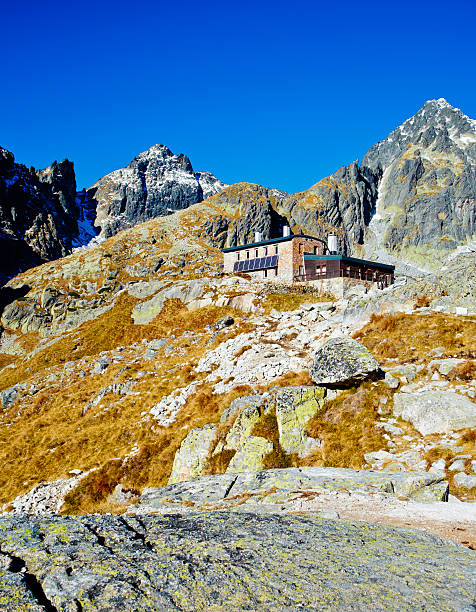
[
  {"x1": 89, "y1": 144, "x2": 227, "y2": 238},
  {"x1": 129, "y1": 143, "x2": 194, "y2": 175},
  {"x1": 363, "y1": 99, "x2": 476, "y2": 171},
  {"x1": 360, "y1": 100, "x2": 476, "y2": 269}
]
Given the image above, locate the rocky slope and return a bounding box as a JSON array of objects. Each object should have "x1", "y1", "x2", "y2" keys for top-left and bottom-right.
[
  {"x1": 0, "y1": 144, "x2": 226, "y2": 282},
  {"x1": 181, "y1": 99, "x2": 476, "y2": 269},
  {"x1": 204, "y1": 99, "x2": 476, "y2": 267},
  {"x1": 89, "y1": 144, "x2": 227, "y2": 238},
  {"x1": 0, "y1": 202, "x2": 474, "y2": 612},
  {"x1": 1, "y1": 512, "x2": 475, "y2": 610},
  {"x1": 0, "y1": 200, "x2": 474, "y2": 519}
]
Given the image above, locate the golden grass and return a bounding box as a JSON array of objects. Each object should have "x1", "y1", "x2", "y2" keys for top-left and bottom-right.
[
  {"x1": 300, "y1": 384, "x2": 389, "y2": 469},
  {"x1": 262, "y1": 291, "x2": 332, "y2": 315},
  {"x1": 415, "y1": 295, "x2": 431, "y2": 308},
  {"x1": 204, "y1": 449, "x2": 237, "y2": 475},
  {"x1": 0, "y1": 296, "x2": 249, "y2": 391},
  {"x1": 250, "y1": 406, "x2": 296, "y2": 469},
  {"x1": 0, "y1": 354, "x2": 15, "y2": 371},
  {"x1": 59, "y1": 383, "x2": 253, "y2": 513},
  {"x1": 353, "y1": 313, "x2": 476, "y2": 363},
  {"x1": 260, "y1": 370, "x2": 314, "y2": 389},
  {"x1": 0, "y1": 287, "x2": 256, "y2": 509}
]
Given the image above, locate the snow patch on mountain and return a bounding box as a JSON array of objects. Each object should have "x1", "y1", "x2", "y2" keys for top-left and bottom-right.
[{"x1": 88, "y1": 144, "x2": 227, "y2": 238}]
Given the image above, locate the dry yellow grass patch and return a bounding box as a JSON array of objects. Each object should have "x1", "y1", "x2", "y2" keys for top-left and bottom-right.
[
  {"x1": 260, "y1": 370, "x2": 314, "y2": 389},
  {"x1": 62, "y1": 383, "x2": 253, "y2": 513},
  {"x1": 0, "y1": 287, "x2": 257, "y2": 509},
  {"x1": 262, "y1": 291, "x2": 332, "y2": 315},
  {"x1": 0, "y1": 295, "x2": 249, "y2": 391},
  {"x1": 353, "y1": 312, "x2": 476, "y2": 363},
  {"x1": 300, "y1": 383, "x2": 389, "y2": 469},
  {"x1": 251, "y1": 406, "x2": 296, "y2": 469}
]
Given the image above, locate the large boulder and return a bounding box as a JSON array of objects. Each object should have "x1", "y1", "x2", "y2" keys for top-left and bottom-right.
[
  {"x1": 393, "y1": 389, "x2": 476, "y2": 435},
  {"x1": 275, "y1": 386, "x2": 325, "y2": 457},
  {"x1": 310, "y1": 337, "x2": 381, "y2": 387},
  {"x1": 168, "y1": 425, "x2": 217, "y2": 484},
  {"x1": 226, "y1": 436, "x2": 273, "y2": 473}
]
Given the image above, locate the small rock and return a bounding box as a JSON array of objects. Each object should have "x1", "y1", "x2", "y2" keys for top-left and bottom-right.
[
  {"x1": 107, "y1": 484, "x2": 137, "y2": 505},
  {"x1": 453, "y1": 472, "x2": 476, "y2": 490},
  {"x1": 448, "y1": 459, "x2": 467, "y2": 472},
  {"x1": 92, "y1": 358, "x2": 110, "y2": 375},
  {"x1": 214, "y1": 315, "x2": 234, "y2": 330},
  {"x1": 384, "y1": 373, "x2": 400, "y2": 389},
  {"x1": 388, "y1": 365, "x2": 416, "y2": 381},
  {"x1": 148, "y1": 338, "x2": 168, "y2": 350},
  {"x1": 429, "y1": 459, "x2": 446, "y2": 474},
  {"x1": 1, "y1": 387, "x2": 19, "y2": 410},
  {"x1": 428, "y1": 358, "x2": 465, "y2": 377},
  {"x1": 319, "y1": 509, "x2": 340, "y2": 520}
]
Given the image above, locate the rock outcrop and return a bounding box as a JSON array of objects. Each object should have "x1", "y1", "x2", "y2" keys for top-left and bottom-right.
[
  {"x1": 202, "y1": 182, "x2": 289, "y2": 249},
  {"x1": 1, "y1": 512, "x2": 474, "y2": 610},
  {"x1": 393, "y1": 388, "x2": 476, "y2": 435},
  {"x1": 275, "y1": 386, "x2": 325, "y2": 456},
  {"x1": 361, "y1": 98, "x2": 476, "y2": 268},
  {"x1": 0, "y1": 147, "x2": 80, "y2": 283},
  {"x1": 309, "y1": 337, "x2": 382, "y2": 387},
  {"x1": 138, "y1": 466, "x2": 449, "y2": 510},
  {"x1": 168, "y1": 425, "x2": 217, "y2": 485},
  {"x1": 278, "y1": 161, "x2": 379, "y2": 254},
  {"x1": 89, "y1": 144, "x2": 226, "y2": 238}
]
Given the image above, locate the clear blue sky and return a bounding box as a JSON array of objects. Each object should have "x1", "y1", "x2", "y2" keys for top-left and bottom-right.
[{"x1": 2, "y1": 0, "x2": 475, "y2": 193}]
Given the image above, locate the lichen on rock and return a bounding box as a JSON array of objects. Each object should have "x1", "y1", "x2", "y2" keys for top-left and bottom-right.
[
  {"x1": 226, "y1": 436, "x2": 274, "y2": 473},
  {"x1": 310, "y1": 337, "x2": 382, "y2": 387},
  {"x1": 275, "y1": 386, "x2": 325, "y2": 457},
  {"x1": 168, "y1": 424, "x2": 217, "y2": 484}
]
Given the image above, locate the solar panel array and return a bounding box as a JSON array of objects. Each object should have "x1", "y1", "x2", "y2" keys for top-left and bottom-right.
[{"x1": 233, "y1": 255, "x2": 278, "y2": 273}]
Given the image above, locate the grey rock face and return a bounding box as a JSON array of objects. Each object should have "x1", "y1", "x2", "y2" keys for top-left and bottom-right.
[
  {"x1": 309, "y1": 337, "x2": 381, "y2": 387},
  {"x1": 168, "y1": 424, "x2": 217, "y2": 484},
  {"x1": 280, "y1": 161, "x2": 380, "y2": 254},
  {"x1": 89, "y1": 144, "x2": 226, "y2": 238},
  {"x1": 1, "y1": 512, "x2": 474, "y2": 610},
  {"x1": 361, "y1": 98, "x2": 476, "y2": 261},
  {"x1": 138, "y1": 467, "x2": 449, "y2": 509},
  {"x1": 1, "y1": 386, "x2": 19, "y2": 410},
  {"x1": 202, "y1": 182, "x2": 289, "y2": 249},
  {"x1": 0, "y1": 147, "x2": 79, "y2": 282},
  {"x1": 275, "y1": 386, "x2": 325, "y2": 457},
  {"x1": 393, "y1": 389, "x2": 476, "y2": 435}
]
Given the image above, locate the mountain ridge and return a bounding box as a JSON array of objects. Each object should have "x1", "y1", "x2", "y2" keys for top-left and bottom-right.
[{"x1": 1, "y1": 98, "x2": 475, "y2": 283}]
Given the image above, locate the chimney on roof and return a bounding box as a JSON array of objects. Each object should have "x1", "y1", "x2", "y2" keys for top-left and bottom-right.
[
  {"x1": 255, "y1": 231, "x2": 262, "y2": 243},
  {"x1": 327, "y1": 234, "x2": 338, "y2": 254},
  {"x1": 283, "y1": 225, "x2": 290, "y2": 237}
]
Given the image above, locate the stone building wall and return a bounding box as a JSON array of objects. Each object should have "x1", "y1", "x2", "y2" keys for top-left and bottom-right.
[{"x1": 223, "y1": 236, "x2": 325, "y2": 282}]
